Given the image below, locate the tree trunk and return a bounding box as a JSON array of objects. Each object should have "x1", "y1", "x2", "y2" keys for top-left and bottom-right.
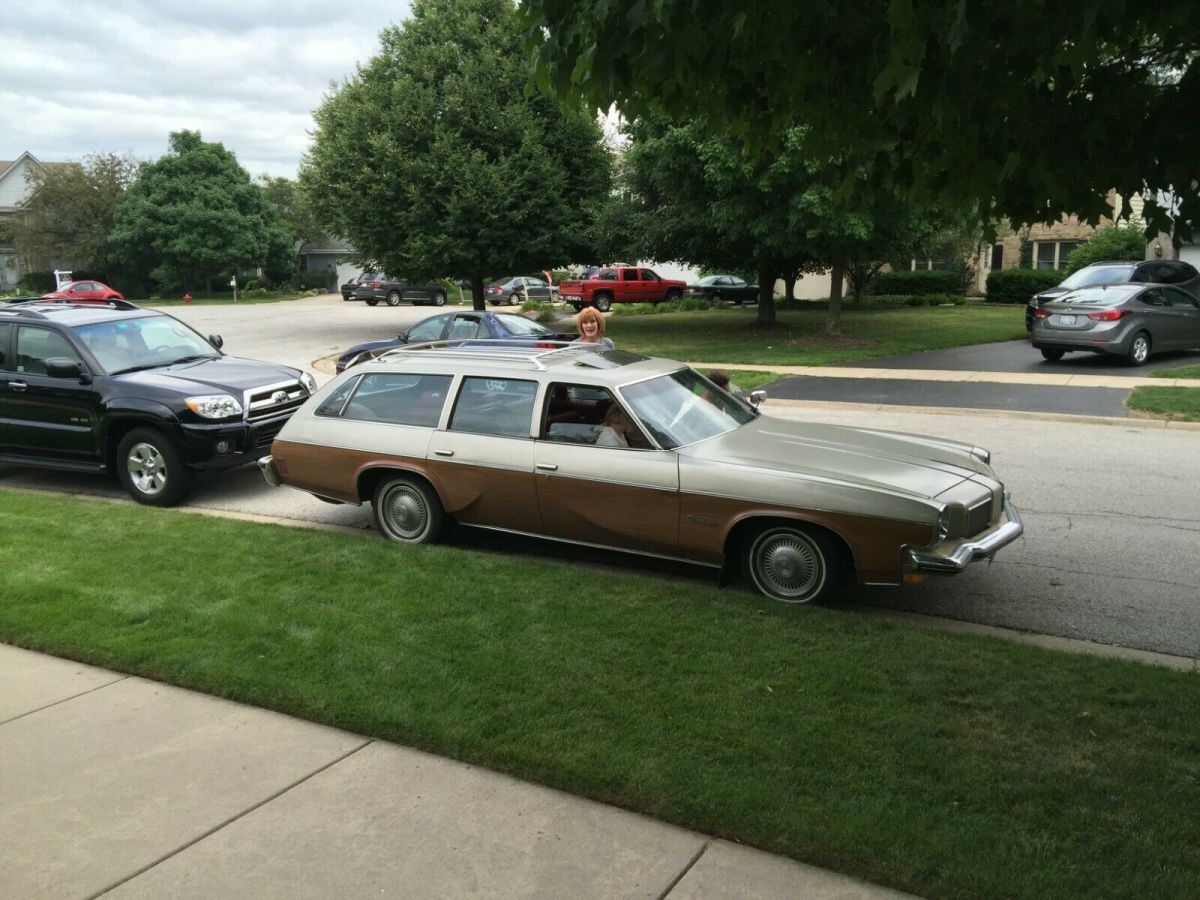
[
  {"x1": 784, "y1": 274, "x2": 796, "y2": 303},
  {"x1": 470, "y1": 272, "x2": 485, "y2": 312},
  {"x1": 825, "y1": 250, "x2": 847, "y2": 336},
  {"x1": 206, "y1": 272, "x2": 213, "y2": 295},
  {"x1": 755, "y1": 260, "x2": 776, "y2": 324}
]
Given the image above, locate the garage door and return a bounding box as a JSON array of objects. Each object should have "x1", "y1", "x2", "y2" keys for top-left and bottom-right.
[{"x1": 1180, "y1": 244, "x2": 1200, "y2": 267}]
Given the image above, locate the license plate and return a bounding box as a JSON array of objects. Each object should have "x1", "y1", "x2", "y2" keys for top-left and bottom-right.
[{"x1": 1059, "y1": 314, "x2": 1076, "y2": 325}]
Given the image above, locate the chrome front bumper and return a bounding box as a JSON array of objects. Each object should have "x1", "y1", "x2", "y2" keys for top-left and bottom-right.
[
  {"x1": 257, "y1": 455, "x2": 281, "y2": 488},
  {"x1": 907, "y1": 495, "x2": 1024, "y2": 574}
]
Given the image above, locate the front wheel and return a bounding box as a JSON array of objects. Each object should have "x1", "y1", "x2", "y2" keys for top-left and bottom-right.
[
  {"x1": 593, "y1": 294, "x2": 612, "y2": 313},
  {"x1": 743, "y1": 524, "x2": 841, "y2": 603},
  {"x1": 373, "y1": 476, "x2": 445, "y2": 544},
  {"x1": 431, "y1": 291, "x2": 447, "y2": 307},
  {"x1": 116, "y1": 428, "x2": 194, "y2": 507},
  {"x1": 1127, "y1": 331, "x2": 1151, "y2": 366},
  {"x1": 1040, "y1": 348, "x2": 1065, "y2": 361},
  {"x1": 365, "y1": 298, "x2": 379, "y2": 307},
  {"x1": 386, "y1": 290, "x2": 402, "y2": 307}
]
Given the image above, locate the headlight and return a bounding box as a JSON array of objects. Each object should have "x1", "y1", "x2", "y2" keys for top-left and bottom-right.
[
  {"x1": 299, "y1": 371, "x2": 317, "y2": 394},
  {"x1": 186, "y1": 394, "x2": 243, "y2": 419},
  {"x1": 936, "y1": 506, "x2": 952, "y2": 542}
]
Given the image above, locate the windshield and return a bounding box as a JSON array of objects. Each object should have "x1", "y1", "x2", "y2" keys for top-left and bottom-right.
[
  {"x1": 621, "y1": 369, "x2": 755, "y2": 450},
  {"x1": 74, "y1": 316, "x2": 219, "y2": 374},
  {"x1": 1059, "y1": 265, "x2": 1135, "y2": 289},
  {"x1": 495, "y1": 314, "x2": 551, "y2": 336}
]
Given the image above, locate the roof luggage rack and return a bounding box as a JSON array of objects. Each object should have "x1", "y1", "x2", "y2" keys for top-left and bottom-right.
[
  {"x1": 29, "y1": 297, "x2": 141, "y2": 310},
  {"x1": 375, "y1": 339, "x2": 598, "y2": 371}
]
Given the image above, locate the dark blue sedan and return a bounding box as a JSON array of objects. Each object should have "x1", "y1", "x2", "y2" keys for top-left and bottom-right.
[{"x1": 336, "y1": 311, "x2": 574, "y2": 372}]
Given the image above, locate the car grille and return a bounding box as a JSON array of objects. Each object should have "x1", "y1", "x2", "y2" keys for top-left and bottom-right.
[
  {"x1": 965, "y1": 497, "x2": 994, "y2": 538},
  {"x1": 246, "y1": 380, "x2": 308, "y2": 424}
]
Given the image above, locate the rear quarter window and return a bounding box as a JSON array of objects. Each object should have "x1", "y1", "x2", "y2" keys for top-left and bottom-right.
[{"x1": 340, "y1": 373, "x2": 451, "y2": 427}]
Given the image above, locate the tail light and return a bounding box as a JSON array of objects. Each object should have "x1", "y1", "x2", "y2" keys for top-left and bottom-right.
[
  {"x1": 1087, "y1": 309, "x2": 1130, "y2": 321},
  {"x1": 1033, "y1": 308, "x2": 1052, "y2": 319}
]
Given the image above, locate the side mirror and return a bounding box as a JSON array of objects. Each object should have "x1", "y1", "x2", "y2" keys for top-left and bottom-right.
[
  {"x1": 208, "y1": 334, "x2": 224, "y2": 350},
  {"x1": 748, "y1": 390, "x2": 767, "y2": 408},
  {"x1": 45, "y1": 357, "x2": 88, "y2": 381}
]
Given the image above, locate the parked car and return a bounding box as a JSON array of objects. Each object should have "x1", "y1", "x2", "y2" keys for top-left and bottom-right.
[
  {"x1": 335, "y1": 311, "x2": 576, "y2": 373},
  {"x1": 354, "y1": 275, "x2": 449, "y2": 307},
  {"x1": 262, "y1": 344, "x2": 1022, "y2": 604},
  {"x1": 688, "y1": 275, "x2": 758, "y2": 305},
  {"x1": 558, "y1": 266, "x2": 687, "y2": 312},
  {"x1": 0, "y1": 300, "x2": 315, "y2": 505},
  {"x1": 41, "y1": 280, "x2": 125, "y2": 303},
  {"x1": 1031, "y1": 283, "x2": 1200, "y2": 365},
  {"x1": 341, "y1": 272, "x2": 379, "y2": 301},
  {"x1": 1025, "y1": 259, "x2": 1200, "y2": 331},
  {"x1": 485, "y1": 276, "x2": 556, "y2": 306}
]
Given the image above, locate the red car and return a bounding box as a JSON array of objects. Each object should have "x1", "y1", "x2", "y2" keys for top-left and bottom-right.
[{"x1": 42, "y1": 280, "x2": 125, "y2": 303}]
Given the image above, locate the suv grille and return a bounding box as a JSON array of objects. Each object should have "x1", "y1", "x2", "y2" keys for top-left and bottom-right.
[{"x1": 246, "y1": 381, "x2": 307, "y2": 423}]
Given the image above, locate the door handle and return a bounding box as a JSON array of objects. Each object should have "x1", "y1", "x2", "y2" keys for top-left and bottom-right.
[
  {"x1": 433, "y1": 449, "x2": 454, "y2": 457},
  {"x1": 536, "y1": 463, "x2": 558, "y2": 471},
  {"x1": 9, "y1": 381, "x2": 27, "y2": 391}
]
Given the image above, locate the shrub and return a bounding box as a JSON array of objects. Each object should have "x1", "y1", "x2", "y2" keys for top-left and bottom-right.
[
  {"x1": 986, "y1": 268, "x2": 1063, "y2": 303},
  {"x1": 679, "y1": 296, "x2": 711, "y2": 312},
  {"x1": 18, "y1": 271, "x2": 57, "y2": 293},
  {"x1": 535, "y1": 307, "x2": 558, "y2": 324},
  {"x1": 1065, "y1": 225, "x2": 1147, "y2": 273},
  {"x1": 923, "y1": 292, "x2": 968, "y2": 306},
  {"x1": 872, "y1": 270, "x2": 962, "y2": 295},
  {"x1": 905, "y1": 295, "x2": 931, "y2": 306}
]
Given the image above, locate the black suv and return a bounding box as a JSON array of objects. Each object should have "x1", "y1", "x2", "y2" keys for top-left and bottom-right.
[
  {"x1": 1026, "y1": 259, "x2": 1200, "y2": 331},
  {"x1": 0, "y1": 301, "x2": 315, "y2": 506},
  {"x1": 352, "y1": 275, "x2": 448, "y2": 307}
]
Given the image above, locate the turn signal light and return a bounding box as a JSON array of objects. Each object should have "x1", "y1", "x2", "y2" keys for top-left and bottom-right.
[{"x1": 1086, "y1": 309, "x2": 1130, "y2": 321}]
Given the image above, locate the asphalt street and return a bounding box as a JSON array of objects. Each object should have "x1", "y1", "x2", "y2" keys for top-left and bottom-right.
[{"x1": 3, "y1": 294, "x2": 1198, "y2": 660}]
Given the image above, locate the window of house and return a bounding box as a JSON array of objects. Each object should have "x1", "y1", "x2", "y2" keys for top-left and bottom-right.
[
  {"x1": 1035, "y1": 241, "x2": 1082, "y2": 271},
  {"x1": 990, "y1": 244, "x2": 1004, "y2": 270}
]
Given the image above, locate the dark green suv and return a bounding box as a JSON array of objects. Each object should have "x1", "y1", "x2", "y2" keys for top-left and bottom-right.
[{"x1": 0, "y1": 301, "x2": 315, "y2": 506}]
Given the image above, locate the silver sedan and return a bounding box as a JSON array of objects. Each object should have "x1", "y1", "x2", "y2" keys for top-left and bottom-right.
[{"x1": 1031, "y1": 283, "x2": 1200, "y2": 365}]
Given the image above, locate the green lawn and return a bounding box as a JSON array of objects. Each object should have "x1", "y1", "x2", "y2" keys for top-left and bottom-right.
[
  {"x1": 608, "y1": 302, "x2": 1028, "y2": 365},
  {"x1": 1151, "y1": 364, "x2": 1200, "y2": 379},
  {"x1": 1127, "y1": 385, "x2": 1200, "y2": 421},
  {"x1": 1, "y1": 490, "x2": 1196, "y2": 900}
]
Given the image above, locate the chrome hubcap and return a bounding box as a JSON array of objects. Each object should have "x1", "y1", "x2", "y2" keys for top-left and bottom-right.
[
  {"x1": 755, "y1": 530, "x2": 823, "y2": 601},
  {"x1": 1134, "y1": 337, "x2": 1149, "y2": 362},
  {"x1": 383, "y1": 485, "x2": 427, "y2": 540},
  {"x1": 127, "y1": 442, "x2": 167, "y2": 495}
]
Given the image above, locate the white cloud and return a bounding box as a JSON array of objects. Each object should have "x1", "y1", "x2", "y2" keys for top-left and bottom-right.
[{"x1": 1, "y1": 0, "x2": 410, "y2": 176}]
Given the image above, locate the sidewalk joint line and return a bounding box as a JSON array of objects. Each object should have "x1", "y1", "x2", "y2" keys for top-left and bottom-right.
[
  {"x1": 656, "y1": 839, "x2": 710, "y2": 900},
  {"x1": 89, "y1": 738, "x2": 375, "y2": 899},
  {"x1": 0, "y1": 672, "x2": 130, "y2": 729}
]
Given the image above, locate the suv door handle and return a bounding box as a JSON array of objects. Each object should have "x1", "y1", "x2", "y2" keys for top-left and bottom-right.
[
  {"x1": 434, "y1": 449, "x2": 454, "y2": 457},
  {"x1": 9, "y1": 380, "x2": 27, "y2": 391}
]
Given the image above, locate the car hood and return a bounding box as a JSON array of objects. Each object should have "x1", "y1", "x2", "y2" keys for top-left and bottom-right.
[
  {"x1": 113, "y1": 356, "x2": 302, "y2": 393},
  {"x1": 342, "y1": 338, "x2": 404, "y2": 359},
  {"x1": 678, "y1": 415, "x2": 989, "y2": 501}
]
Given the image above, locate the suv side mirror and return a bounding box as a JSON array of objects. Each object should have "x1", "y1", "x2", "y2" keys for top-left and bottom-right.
[
  {"x1": 45, "y1": 357, "x2": 89, "y2": 382},
  {"x1": 208, "y1": 334, "x2": 224, "y2": 349}
]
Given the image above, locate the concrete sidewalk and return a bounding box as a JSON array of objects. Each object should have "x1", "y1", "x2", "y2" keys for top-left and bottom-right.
[{"x1": 0, "y1": 644, "x2": 915, "y2": 899}]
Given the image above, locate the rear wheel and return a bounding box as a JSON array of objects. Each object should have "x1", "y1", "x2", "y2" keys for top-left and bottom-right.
[
  {"x1": 365, "y1": 298, "x2": 379, "y2": 307},
  {"x1": 1127, "y1": 331, "x2": 1151, "y2": 366},
  {"x1": 710, "y1": 291, "x2": 723, "y2": 307},
  {"x1": 593, "y1": 293, "x2": 613, "y2": 313},
  {"x1": 116, "y1": 427, "x2": 194, "y2": 507},
  {"x1": 743, "y1": 524, "x2": 841, "y2": 603},
  {"x1": 665, "y1": 288, "x2": 683, "y2": 302},
  {"x1": 373, "y1": 476, "x2": 445, "y2": 544},
  {"x1": 386, "y1": 290, "x2": 402, "y2": 307},
  {"x1": 1040, "y1": 348, "x2": 1065, "y2": 361}
]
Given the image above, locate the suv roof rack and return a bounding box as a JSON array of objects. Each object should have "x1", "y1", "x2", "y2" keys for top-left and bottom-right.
[
  {"x1": 376, "y1": 339, "x2": 597, "y2": 371},
  {"x1": 28, "y1": 297, "x2": 141, "y2": 311}
]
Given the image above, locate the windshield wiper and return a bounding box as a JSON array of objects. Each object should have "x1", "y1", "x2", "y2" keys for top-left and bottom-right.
[
  {"x1": 169, "y1": 355, "x2": 218, "y2": 365},
  {"x1": 107, "y1": 363, "x2": 165, "y2": 375}
]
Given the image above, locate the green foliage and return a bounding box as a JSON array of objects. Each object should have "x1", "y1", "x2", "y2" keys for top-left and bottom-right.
[
  {"x1": 109, "y1": 131, "x2": 292, "y2": 293},
  {"x1": 679, "y1": 296, "x2": 711, "y2": 311},
  {"x1": 986, "y1": 268, "x2": 1064, "y2": 303},
  {"x1": 11, "y1": 153, "x2": 137, "y2": 279},
  {"x1": 873, "y1": 270, "x2": 962, "y2": 295},
  {"x1": 522, "y1": 0, "x2": 1200, "y2": 240},
  {"x1": 17, "y1": 271, "x2": 56, "y2": 293},
  {"x1": 1127, "y1": 386, "x2": 1200, "y2": 421},
  {"x1": 301, "y1": 0, "x2": 612, "y2": 310},
  {"x1": 0, "y1": 218, "x2": 15, "y2": 245},
  {"x1": 1065, "y1": 225, "x2": 1147, "y2": 273}
]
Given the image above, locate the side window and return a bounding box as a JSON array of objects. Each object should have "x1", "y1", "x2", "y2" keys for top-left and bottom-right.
[
  {"x1": 406, "y1": 316, "x2": 448, "y2": 343},
  {"x1": 621, "y1": 268, "x2": 638, "y2": 281},
  {"x1": 1139, "y1": 288, "x2": 1167, "y2": 308},
  {"x1": 1165, "y1": 288, "x2": 1200, "y2": 309},
  {"x1": 0, "y1": 323, "x2": 10, "y2": 369},
  {"x1": 449, "y1": 376, "x2": 537, "y2": 438},
  {"x1": 598, "y1": 269, "x2": 618, "y2": 281},
  {"x1": 640, "y1": 269, "x2": 660, "y2": 281},
  {"x1": 15, "y1": 326, "x2": 83, "y2": 375},
  {"x1": 315, "y1": 377, "x2": 360, "y2": 417},
  {"x1": 1131, "y1": 266, "x2": 1152, "y2": 283},
  {"x1": 542, "y1": 383, "x2": 649, "y2": 449},
  {"x1": 447, "y1": 316, "x2": 484, "y2": 340},
  {"x1": 342, "y1": 373, "x2": 451, "y2": 426}
]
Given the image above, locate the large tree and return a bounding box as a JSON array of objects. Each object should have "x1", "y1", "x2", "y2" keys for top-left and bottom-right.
[
  {"x1": 258, "y1": 175, "x2": 331, "y2": 284},
  {"x1": 12, "y1": 152, "x2": 137, "y2": 277},
  {"x1": 522, "y1": 0, "x2": 1200, "y2": 239},
  {"x1": 300, "y1": 0, "x2": 612, "y2": 311},
  {"x1": 109, "y1": 131, "x2": 291, "y2": 293}
]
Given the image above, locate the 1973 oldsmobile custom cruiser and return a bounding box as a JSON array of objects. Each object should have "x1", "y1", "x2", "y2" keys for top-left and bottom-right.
[{"x1": 259, "y1": 343, "x2": 1022, "y2": 602}]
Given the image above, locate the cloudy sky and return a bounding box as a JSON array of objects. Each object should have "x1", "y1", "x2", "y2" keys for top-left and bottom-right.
[{"x1": 2, "y1": 0, "x2": 411, "y2": 178}]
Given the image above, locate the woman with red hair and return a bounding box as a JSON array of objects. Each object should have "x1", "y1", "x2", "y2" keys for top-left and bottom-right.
[{"x1": 573, "y1": 306, "x2": 614, "y2": 349}]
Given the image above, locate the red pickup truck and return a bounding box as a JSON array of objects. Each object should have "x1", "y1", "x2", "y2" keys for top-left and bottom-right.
[{"x1": 558, "y1": 266, "x2": 687, "y2": 312}]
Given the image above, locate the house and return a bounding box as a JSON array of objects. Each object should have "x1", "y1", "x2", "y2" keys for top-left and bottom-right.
[{"x1": 0, "y1": 151, "x2": 73, "y2": 290}]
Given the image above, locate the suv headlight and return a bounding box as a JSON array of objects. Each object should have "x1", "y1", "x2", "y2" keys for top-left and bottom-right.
[
  {"x1": 186, "y1": 394, "x2": 244, "y2": 419},
  {"x1": 299, "y1": 371, "x2": 317, "y2": 394}
]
